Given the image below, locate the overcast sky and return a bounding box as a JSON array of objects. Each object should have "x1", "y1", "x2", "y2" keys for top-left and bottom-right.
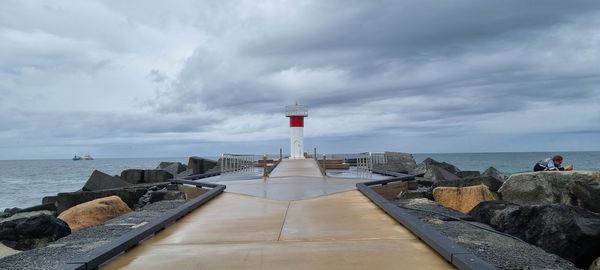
[{"x1": 1, "y1": 0, "x2": 600, "y2": 159}]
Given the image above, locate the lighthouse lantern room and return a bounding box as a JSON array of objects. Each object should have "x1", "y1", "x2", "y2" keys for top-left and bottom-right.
[{"x1": 285, "y1": 103, "x2": 308, "y2": 159}]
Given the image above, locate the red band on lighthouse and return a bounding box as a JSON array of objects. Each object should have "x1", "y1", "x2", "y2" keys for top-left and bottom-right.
[{"x1": 289, "y1": 116, "x2": 304, "y2": 127}]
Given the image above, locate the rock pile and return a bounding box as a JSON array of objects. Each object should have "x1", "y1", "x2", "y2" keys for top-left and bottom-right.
[
  {"x1": 0, "y1": 156, "x2": 215, "y2": 260},
  {"x1": 470, "y1": 201, "x2": 600, "y2": 268},
  {"x1": 465, "y1": 170, "x2": 600, "y2": 268},
  {"x1": 378, "y1": 154, "x2": 600, "y2": 268}
]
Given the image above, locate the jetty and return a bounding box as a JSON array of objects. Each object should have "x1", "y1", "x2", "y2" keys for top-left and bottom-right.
[{"x1": 95, "y1": 158, "x2": 454, "y2": 269}]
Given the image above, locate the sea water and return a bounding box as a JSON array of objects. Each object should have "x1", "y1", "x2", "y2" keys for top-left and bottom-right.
[{"x1": 1, "y1": 152, "x2": 599, "y2": 210}]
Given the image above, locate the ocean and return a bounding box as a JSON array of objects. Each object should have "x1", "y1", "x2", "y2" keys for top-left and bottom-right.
[{"x1": 1, "y1": 152, "x2": 599, "y2": 210}]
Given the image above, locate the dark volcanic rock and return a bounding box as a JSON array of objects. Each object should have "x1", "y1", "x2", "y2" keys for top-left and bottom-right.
[
  {"x1": 414, "y1": 157, "x2": 462, "y2": 176},
  {"x1": 1, "y1": 208, "x2": 21, "y2": 217},
  {"x1": 482, "y1": 166, "x2": 506, "y2": 182},
  {"x1": 456, "y1": 171, "x2": 481, "y2": 178},
  {"x1": 188, "y1": 156, "x2": 218, "y2": 174},
  {"x1": 83, "y1": 170, "x2": 133, "y2": 191},
  {"x1": 143, "y1": 170, "x2": 174, "y2": 183},
  {"x1": 0, "y1": 215, "x2": 70, "y2": 250},
  {"x1": 120, "y1": 169, "x2": 144, "y2": 184},
  {"x1": 423, "y1": 165, "x2": 460, "y2": 181},
  {"x1": 434, "y1": 176, "x2": 504, "y2": 192},
  {"x1": 564, "y1": 180, "x2": 600, "y2": 213},
  {"x1": 499, "y1": 171, "x2": 600, "y2": 212},
  {"x1": 468, "y1": 200, "x2": 519, "y2": 225},
  {"x1": 157, "y1": 162, "x2": 187, "y2": 176},
  {"x1": 490, "y1": 204, "x2": 600, "y2": 268}
]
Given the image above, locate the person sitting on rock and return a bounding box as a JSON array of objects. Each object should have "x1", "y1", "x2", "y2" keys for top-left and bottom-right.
[{"x1": 533, "y1": 155, "x2": 573, "y2": 171}]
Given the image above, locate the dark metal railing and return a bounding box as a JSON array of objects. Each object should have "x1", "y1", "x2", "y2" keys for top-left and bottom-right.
[
  {"x1": 356, "y1": 178, "x2": 496, "y2": 270},
  {"x1": 59, "y1": 178, "x2": 226, "y2": 270}
]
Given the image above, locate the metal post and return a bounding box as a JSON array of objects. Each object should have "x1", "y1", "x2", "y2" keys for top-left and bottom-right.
[
  {"x1": 263, "y1": 155, "x2": 268, "y2": 178},
  {"x1": 314, "y1": 148, "x2": 317, "y2": 160},
  {"x1": 322, "y1": 154, "x2": 327, "y2": 176},
  {"x1": 280, "y1": 148, "x2": 283, "y2": 160}
]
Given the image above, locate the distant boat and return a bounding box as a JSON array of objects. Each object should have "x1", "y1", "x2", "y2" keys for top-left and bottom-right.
[{"x1": 73, "y1": 154, "x2": 93, "y2": 160}]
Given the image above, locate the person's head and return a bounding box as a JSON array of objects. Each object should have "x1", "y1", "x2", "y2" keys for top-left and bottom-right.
[{"x1": 552, "y1": 155, "x2": 563, "y2": 165}]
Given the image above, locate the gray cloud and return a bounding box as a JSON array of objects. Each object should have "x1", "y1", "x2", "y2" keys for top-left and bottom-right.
[{"x1": 1, "y1": 0, "x2": 600, "y2": 159}]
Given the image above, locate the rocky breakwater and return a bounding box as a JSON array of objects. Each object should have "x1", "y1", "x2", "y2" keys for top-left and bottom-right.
[
  {"x1": 470, "y1": 171, "x2": 600, "y2": 269},
  {"x1": 372, "y1": 153, "x2": 581, "y2": 269},
  {"x1": 370, "y1": 152, "x2": 506, "y2": 214},
  {"x1": 0, "y1": 156, "x2": 215, "y2": 263}
]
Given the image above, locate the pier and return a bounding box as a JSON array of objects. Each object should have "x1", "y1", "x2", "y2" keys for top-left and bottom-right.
[{"x1": 99, "y1": 158, "x2": 454, "y2": 269}]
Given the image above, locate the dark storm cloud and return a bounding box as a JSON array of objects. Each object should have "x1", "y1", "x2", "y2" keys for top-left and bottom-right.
[{"x1": 154, "y1": 0, "x2": 600, "y2": 121}]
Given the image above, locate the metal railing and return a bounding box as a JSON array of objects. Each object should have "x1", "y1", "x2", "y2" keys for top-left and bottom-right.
[{"x1": 220, "y1": 154, "x2": 260, "y2": 174}]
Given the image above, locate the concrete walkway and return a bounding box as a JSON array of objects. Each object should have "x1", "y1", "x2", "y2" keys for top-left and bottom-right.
[
  {"x1": 269, "y1": 159, "x2": 323, "y2": 178},
  {"x1": 215, "y1": 159, "x2": 365, "y2": 201},
  {"x1": 100, "y1": 159, "x2": 454, "y2": 269}
]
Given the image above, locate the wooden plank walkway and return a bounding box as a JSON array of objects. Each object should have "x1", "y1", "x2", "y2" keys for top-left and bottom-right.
[{"x1": 101, "y1": 159, "x2": 454, "y2": 269}]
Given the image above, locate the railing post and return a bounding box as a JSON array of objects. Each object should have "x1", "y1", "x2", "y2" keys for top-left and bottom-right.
[
  {"x1": 263, "y1": 155, "x2": 268, "y2": 178},
  {"x1": 280, "y1": 148, "x2": 283, "y2": 160},
  {"x1": 322, "y1": 154, "x2": 327, "y2": 176}
]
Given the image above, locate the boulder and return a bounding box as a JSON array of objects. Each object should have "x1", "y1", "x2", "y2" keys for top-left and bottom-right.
[
  {"x1": 468, "y1": 200, "x2": 519, "y2": 225},
  {"x1": 371, "y1": 182, "x2": 409, "y2": 200},
  {"x1": 489, "y1": 204, "x2": 600, "y2": 268},
  {"x1": 157, "y1": 162, "x2": 187, "y2": 176},
  {"x1": 413, "y1": 157, "x2": 462, "y2": 176},
  {"x1": 0, "y1": 243, "x2": 19, "y2": 259},
  {"x1": 482, "y1": 166, "x2": 507, "y2": 182},
  {"x1": 143, "y1": 170, "x2": 174, "y2": 183},
  {"x1": 0, "y1": 211, "x2": 55, "y2": 224},
  {"x1": 589, "y1": 257, "x2": 600, "y2": 270},
  {"x1": 423, "y1": 165, "x2": 460, "y2": 181},
  {"x1": 55, "y1": 188, "x2": 149, "y2": 214},
  {"x1": 83, "y1": 170, "x2": 133, "y2": 191},
  {"x1": 188, "y1": 156, "x2": 218, "y2": 174},
  {"x1": 58, "y1": 196, "x2": 131, "y2": 232},
  {"x1": 499, "y1": 171, "x2": 600, "y2": 212},
  {"x1": 432, "y1": 185, "x2": 498, "y2": 214},
  {"x1": 564, "y1": 180, "x2": 600, "y2": 213},
  {"x1": 456, "y1": 171, "x2": 481, "y2": 178},
  {"x1": 120, "y1": 169, "x2": 144, "y2": 184},
  {"x1": 0, "y1": 214, "x2": 70, "y2": 250},
  {"x1": 42, "y1": 196, "x2": 57, "y2": 206},
  {"x1": 433, "y1": 176, "x2": 504, "y2": 192}
]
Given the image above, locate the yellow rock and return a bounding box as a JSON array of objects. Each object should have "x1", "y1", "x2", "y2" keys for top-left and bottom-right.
[
  {"x1": 433, "y1": 185, "x2": 498, "y2": 214},
  {"x1": 58, "y1": 195, "x2": 131, "y2": 232}
]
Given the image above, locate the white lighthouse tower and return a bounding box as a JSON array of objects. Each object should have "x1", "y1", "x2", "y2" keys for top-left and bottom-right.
[{"x1": 285, "y1": 103, "x2": 308, "y2": 159}]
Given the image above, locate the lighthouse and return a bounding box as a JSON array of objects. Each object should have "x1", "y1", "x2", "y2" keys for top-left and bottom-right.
[{"x1": 285, "y1": 103, "x2": 308, "y2": 159}]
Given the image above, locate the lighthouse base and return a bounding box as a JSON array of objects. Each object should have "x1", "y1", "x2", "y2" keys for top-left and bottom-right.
[{"x1": 290, "y1": 127, "x2": 304, "y2": 159}]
